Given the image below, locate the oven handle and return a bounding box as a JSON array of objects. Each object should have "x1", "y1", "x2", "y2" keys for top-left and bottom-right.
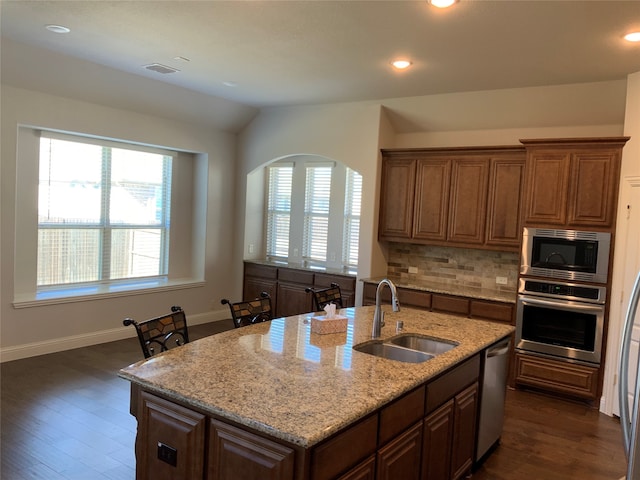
[{"x1": 518, "y1": 295, "x2": 604, "y2": 313}]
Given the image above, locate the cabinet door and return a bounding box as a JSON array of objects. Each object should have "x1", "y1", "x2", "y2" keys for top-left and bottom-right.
[
  {"x1": 379, "y1": 157, "x2": 416, "y2": 240},
  {"x1": 137, "y1": 391, "x2": 206, "y2": 480},
  {"x1": 277, "y1": 282, "x2": 312, "y2": 317},
  {"x1": 486, "y1": 156, "x2": 525, "y2": 249},
  {"x1": 450, "y1": 384, "x2": 478, "y2": 480},
  {"x1": 567, "y1": 150, "x2": 621, "y2": 227},
  {"x1": 376, "y1": 422, "x2": 423, "y2": 480},
  {"x1": 339, "y1": 456, "x2": 376, "y2": 480},
  {"x1": 208, "y1": 419, "x2": 295, "y2": 480},
  {"x1": 413, "y1": 158, "x2": 450, "y2": 241},
  {"x1": 422, "y1": 400, "x2": 454, "y2": 480},
  {"x1": 523, "y1": 151, "x2": 570, "y2": 225},
  {"x1": 448, "y1": 159, "x2": 489, "y2": 245}
]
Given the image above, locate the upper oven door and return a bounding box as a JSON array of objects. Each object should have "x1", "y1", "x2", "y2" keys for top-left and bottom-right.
[
  {"x1": 516, "y1": 294, "x2": 605, "y2": 364},
  {"x1": 521, "y1": 228, "x2": 611, "y2": 283}
]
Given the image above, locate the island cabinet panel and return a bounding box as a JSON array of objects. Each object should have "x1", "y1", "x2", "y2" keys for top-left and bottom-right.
[
  {"x1": 378, "y1": 386, "x2": 426, "y2": 445},
  {"x1": 376, "y1": 422, "x2": 423, "y2": 480},
  {"x1": 337, "y1": 456, "x2": 376, "y2": 480},
  {"x1": 310, "y1": 414, "x2": 378, "y2": 480},
  {"x1": 422, "y1": 399, "x2": 454, "y2": 480},
  {"x1": 137, "y1": 391, "x2": 206, "y2": 480},
  {"x1": 449, "y1": 384, "x2": 478, "y2": 480},
  {"x1": 521, "y1": 137, "x2": 628, "y2": 228},
  {"x1": 208, "y1": 419, "x2": 296, "y2": 480},
  {"x1": 378, "y1": 157, "x2": 416, "y2": 240}
]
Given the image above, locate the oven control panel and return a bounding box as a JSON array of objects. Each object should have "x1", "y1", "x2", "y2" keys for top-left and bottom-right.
[{"x1": 519, "y1": 279, "x2": 606, "y2": 304}]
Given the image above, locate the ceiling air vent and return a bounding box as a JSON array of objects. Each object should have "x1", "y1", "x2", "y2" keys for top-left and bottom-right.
[{"x1": 143, "y1": 63, "x2": 180, "y2": 74}]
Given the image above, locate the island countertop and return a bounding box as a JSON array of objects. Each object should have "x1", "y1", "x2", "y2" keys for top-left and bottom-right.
[{"x1": 118, "y1": 305, "x2": 513, "y2": 448}]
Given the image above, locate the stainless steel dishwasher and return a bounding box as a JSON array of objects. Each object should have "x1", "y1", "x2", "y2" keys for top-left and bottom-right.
[{"x1": 475, "y1": 337, "x2": 511, "y2": 463}]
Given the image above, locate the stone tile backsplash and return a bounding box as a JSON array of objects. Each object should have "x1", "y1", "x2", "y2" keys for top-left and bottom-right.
[{"x1": 386, "y1": 243, "x2": 519, "y2": 294}]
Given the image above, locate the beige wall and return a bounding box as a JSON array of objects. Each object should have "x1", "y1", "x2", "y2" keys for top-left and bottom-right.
[{"x1": 0, "y1": 85, "x2": 237, "y2": 360}]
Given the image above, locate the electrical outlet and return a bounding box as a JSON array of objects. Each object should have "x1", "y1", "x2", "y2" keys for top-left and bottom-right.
[
  {"x1": 248, "y1": 243, "x2": 255, "y2": 254},
  {"x1": 408, "y1": 266, "x2": 418, "y2": 274},
  {"x1": 496, "y1": 276, "x2": 508, "y2": 285},
  {"x1": 293, "y1": 248, "x2": 299, "y2": 257}
]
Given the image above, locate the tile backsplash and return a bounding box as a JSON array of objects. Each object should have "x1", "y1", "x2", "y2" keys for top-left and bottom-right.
[{"x1": 386, "y1": 243, "x2": 519, "y2": 293}]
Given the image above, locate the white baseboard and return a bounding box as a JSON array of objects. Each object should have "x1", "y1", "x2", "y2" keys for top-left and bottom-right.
[{"x1": 0, "y1": 310, "x2": 228, "y2": 363}]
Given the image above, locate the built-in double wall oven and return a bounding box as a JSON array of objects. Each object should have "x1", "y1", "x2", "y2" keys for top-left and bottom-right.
[{"x1": 517, "y1": 228, "x2": 610, "y2": 365}]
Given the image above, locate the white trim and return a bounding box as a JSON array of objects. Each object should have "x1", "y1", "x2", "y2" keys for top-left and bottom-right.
[{"x1": 0, "y1": 309, "x2": 230, "y2": 363}]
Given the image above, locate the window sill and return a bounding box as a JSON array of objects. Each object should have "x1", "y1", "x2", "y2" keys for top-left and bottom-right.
[{"x1": 13, "y1": 278, "x2": 205, "y2": 309}]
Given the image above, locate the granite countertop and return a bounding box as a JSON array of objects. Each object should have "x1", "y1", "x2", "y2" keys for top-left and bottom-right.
[
  {"x1": 244, "y1": 259, "x2": 357, "y2": 277},
  {"x1": 119, "y1": 305, "x2": 513, "y2": 448},
  {"x1": 362, "y1": 276, "x2": 516, "y2": 304}
]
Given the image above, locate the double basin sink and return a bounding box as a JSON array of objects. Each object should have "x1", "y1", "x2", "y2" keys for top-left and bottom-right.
[{"x1": 354, "y1": 334, "x2": 458, "y2": 364}]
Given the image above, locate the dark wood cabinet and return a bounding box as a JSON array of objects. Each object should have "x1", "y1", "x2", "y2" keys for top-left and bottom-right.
[
  {"x1": 208, "y1": 419, "x2": 295, "y2": 480},
  {"x1": 338, "y1": 456, "x2": 376, "y2": 480},
  {"x1": 376, "y1": 422, "x2": 423, "y2": 480},
  {"x1": 521, "y1": 137, "x2": 628, "y2": 228},
  {"x1": 450, "y1": 384, "x2": 478, "y2": 480},
  {"x1": 137, "y1": 391, "x2": 206, "y2": 480},
  {"x1": 448, "y1": 158, "x2": 489, "y2": 245},
  {"x1": 243, "y1": 262, "x2": 356, "y2": 318},
  {"x1": 378, "y1": 157, "x2": 416, "y2": 240},
  {"x1": 414, "y1": 158, "x2": 450, "y2": 242},
  {"x1": 422, "y1": 399, "x2": 454, "y2": 480},
  {"x1": 379, "y1": 147, "x2": 525, "y2": 252},
  {"x1": 486, "y1": 156, "x2": 525, "y2": 248}
]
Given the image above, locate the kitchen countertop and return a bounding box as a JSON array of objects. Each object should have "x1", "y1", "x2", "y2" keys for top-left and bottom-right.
[
  {"x1": 118, "y1": 305, "x2": 513, "y2": 448},
  {"x1": 244, "y1": 258, "x2": 357, "y2": 277},
  {"x1": 362, "y1": 276, "x2": 516, "y2": 304}
]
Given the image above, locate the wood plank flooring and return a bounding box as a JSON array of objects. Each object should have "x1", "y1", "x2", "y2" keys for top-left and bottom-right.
[{"x1": 1, "y1": 320, "x2": 628, "y2": 479}]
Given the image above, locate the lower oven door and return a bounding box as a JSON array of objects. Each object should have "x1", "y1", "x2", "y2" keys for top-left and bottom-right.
[{"x1": 516, "y1": 294, "x2": 604, "y2": 364}]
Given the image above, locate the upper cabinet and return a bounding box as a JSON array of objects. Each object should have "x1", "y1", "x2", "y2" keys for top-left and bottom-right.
[
  {"x1": 521, "y1": 137, "x2": 629, "y2": 229},
  {"x1": 379, "y1": 147, "x2": 525, "y2": 251}
]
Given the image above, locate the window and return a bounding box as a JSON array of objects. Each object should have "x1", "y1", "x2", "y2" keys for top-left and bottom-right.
[
  {"x1": 265, "y1": 159, "x2": 362, "y2": 272},
  {"x1": 266, "y1": 163, "x2": 293, "y2": 259},
  {"x1": 37, "y1": 134, "x2": 173, "y2": 287},
  {"x1": 343, "y1": 167, "x2": 362, "y2": 268},
  {"x1": 303, "y1": 165, "x2": 332, "y2": 262}
]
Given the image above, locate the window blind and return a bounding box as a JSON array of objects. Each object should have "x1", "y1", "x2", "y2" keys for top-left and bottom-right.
[
  {"x1": 303, "y1": 165, "x2": 332, "y2": 262},
  {"x1": 343, "y1": 168, "x2": 362, "y2": 267},
  {"x1": 266, "y1": 164, "x2": 293, "y2": 258}
]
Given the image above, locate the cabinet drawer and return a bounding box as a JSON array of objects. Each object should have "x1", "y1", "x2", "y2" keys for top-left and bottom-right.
[
  {"x1": 426, "y1": 355, "x2": 480, "y2": 414},
  {"x1": 398, "y1": 288, "x2": 431, "y2": 310},
  {"x1": 432, "y1": 294, "x2": 470, "y2": 316},
  {"x1": 311, "y1": 414, "x2": 378, "y2": 480},
  {"x1": 244, "y1": 263, "x2": 278, "y2": 280},
  {"x1": 279, "y1": 268, "x2": 314, "y2": 285},
  {"x1": 514, "y1": 353, "x2": 599, "y2": 400},
  {"x1": 470, "y1": 300, "x2": 514, "y2": 323},
  {"x1": 315, "y1": 273, "x2": 356, "y2": 292},
  {"x1": 379, "y1": 386, "x2": 426, "y2": 446}
]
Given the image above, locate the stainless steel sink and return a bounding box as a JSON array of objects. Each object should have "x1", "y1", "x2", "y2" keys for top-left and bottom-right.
[
  {"x1": 353, "y1": 333, "x2": 458, "y2": 363},
  {"x1": 387, "y1": 334, "x2": 458, "y2": 355},
  {"x1": 353, "y1": 341, "x2": 434, "y2": 363}
]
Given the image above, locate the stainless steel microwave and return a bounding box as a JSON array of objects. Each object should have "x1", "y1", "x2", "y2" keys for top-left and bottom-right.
[{"x1": 520, "y1": 228, "x2": 611, "y2": 284}]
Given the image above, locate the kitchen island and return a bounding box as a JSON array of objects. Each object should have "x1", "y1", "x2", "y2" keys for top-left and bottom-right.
[{"x1": 119, "y1": 305, "x2": 513, "y2": 480}]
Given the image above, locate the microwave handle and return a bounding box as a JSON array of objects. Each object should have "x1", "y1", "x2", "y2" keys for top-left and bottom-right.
[{"x1": 520, "y1": 295, "x2": 603, "y2": 313}]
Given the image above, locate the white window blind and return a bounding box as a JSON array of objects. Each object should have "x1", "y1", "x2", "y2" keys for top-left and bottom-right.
[
  {"x1": 303, "y1": 165, "x2": 332, "y2": 262},
  {"x1": 37, "y1": 135, "x2": 172, "y2": 287},
  {"x1": 343, "y1": 168, "x2": 362, "y2": 268},
  {"x1": 266, "y1": 164, "x2": 293, "y2": 259}
]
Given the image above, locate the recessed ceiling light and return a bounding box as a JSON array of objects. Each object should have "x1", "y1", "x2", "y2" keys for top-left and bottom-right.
[
  {"x1": 174, "y1": 56, "x2": 191, "y2": 62},
  {"x1": 45, "y1": 24, "x2": 70, "y2": 34},
  {"x1": 391, "y1": 60, "x2": 412, "y2": 70},
  {"x1": 428, "y1": 0, "x2": 458, "y2": 8},
  {"x1": 624, "y1": 32, "x2": 640, "y2": 42},
  {"x1": 222, "y1": 81, "x2": 237, "y2": 88},
  {"x1": 142, "y1": 63, "x2": 180, "y2": 75}
]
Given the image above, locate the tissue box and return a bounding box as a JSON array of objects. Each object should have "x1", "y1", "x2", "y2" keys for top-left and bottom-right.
[{"x1": 310, "y1": 315, "x2": 348, "y2": 335}]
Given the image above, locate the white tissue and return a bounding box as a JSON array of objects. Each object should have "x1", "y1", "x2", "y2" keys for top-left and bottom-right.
[{"x1": 324, "y1": 303, "x2": 336, "y2": 318}]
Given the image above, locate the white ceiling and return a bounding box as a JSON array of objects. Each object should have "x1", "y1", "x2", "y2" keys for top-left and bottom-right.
[{"x1": 2, "y1": 0, "x2": 640, "y2": 133}]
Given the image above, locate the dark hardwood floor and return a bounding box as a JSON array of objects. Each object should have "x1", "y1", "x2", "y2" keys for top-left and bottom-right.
[{"x1": 1, "y1": 320, "x2": 628, "y2": 479}]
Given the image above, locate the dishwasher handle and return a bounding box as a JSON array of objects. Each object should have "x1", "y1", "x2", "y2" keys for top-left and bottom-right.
[{"x1": 486, "y1": 339, "x2": 511, "y2": 358}]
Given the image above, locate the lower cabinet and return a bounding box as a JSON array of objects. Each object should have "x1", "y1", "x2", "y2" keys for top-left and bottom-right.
[
  {"x1": 208, "y1": 419, "x2": 296, "y2": 480},
  {"x1": 132, "y1": 354, "x2": 483, "y2": 480}
]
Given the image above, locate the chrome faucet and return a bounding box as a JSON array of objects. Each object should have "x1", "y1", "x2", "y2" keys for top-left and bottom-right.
[{"x1": 372, "y1": 279, "x2": 400, "y2": 338}]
